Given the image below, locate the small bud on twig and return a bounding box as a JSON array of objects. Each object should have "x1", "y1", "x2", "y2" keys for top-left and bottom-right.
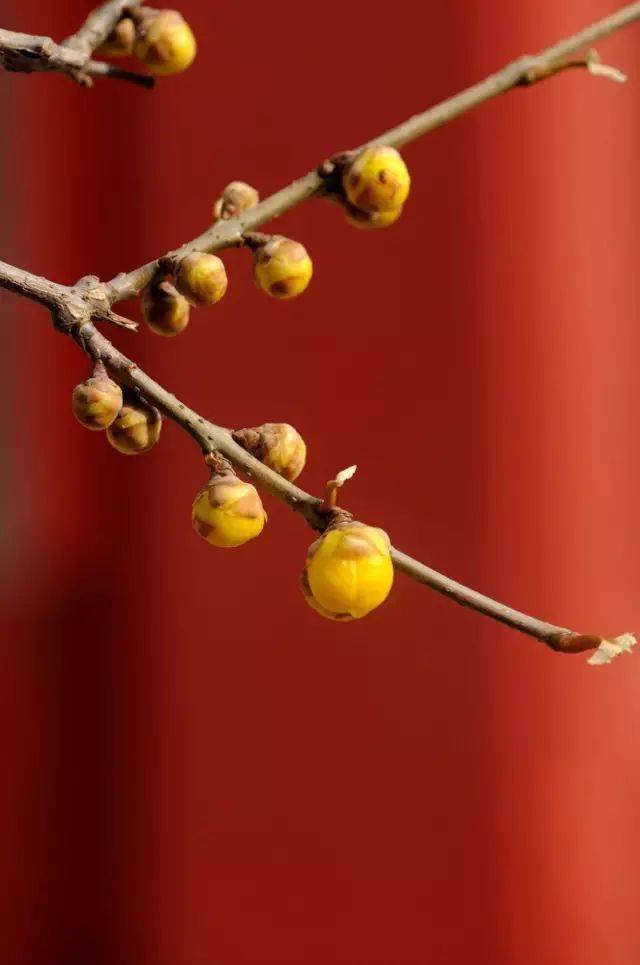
[
  {"x1": 192, "y1": 470, "x2": 267, "y2": 548},
  {"x1": 142, "y1": 280, "x2": 190, "y2": 336},
  {"x1": 133, "y1": 8, "x2": 196, "y2": 76},
  {"x1": 233, "y1": 423, "x2": 307, "y2": 482},
  {"x1": 213, "y1": 181, "x2": 260, "y2": 221},
  {"x1": 342, "y1": 145, "x2": 411, "y2": 215},
  {"x1": 251, "y1": 235, "x2": 313, "y2": 300},
  {"x1": 176, "y1": 253, "x2": 228, "y2": 307},
  {"x1": 301, "y1": 523, "x2": 394, "y2": 621},
  {"x1": 71, "y1": 361, "x2": 123, "y2": 431},
  {"x1": 106, "y1": 396, "x2": 162, "y2": 454}
]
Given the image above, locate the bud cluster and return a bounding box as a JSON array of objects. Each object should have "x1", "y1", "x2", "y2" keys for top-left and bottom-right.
[
  {"x1": 190, "y1": 437, "x2": 395, "y2": 621},
  {"x1": 72, "y1": 365, "x2": 163, "y2": 457},
  {"x1": 140, "y1": 252, "x2": 228, "y2": 337}
]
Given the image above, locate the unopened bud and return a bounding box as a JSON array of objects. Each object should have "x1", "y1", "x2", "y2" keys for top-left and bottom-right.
[
  {"x1": 176, "y1": 252, "x2": 228, "y2": 307},
  {"x1": 192, "y1": 471, "x2": 266, "y2": 548},
  {"x1": 213, "y1": 181, "x2": 259, "y2": 221},
  {"x1": 342, "y1": 145, "x2": 410, "y2": 214},
  {"x1": 142, "y1": 280, "x2": 190, "y2": 336},
  {"x1": 71, "y1": 362, "x2": 123, "y2": 431},
  {"x1": 106, "y1": 397, "x2": 162, "y2": 455},
  {"x1": 233, "y1": 423, "x2": 306, "y2": 482},
  {"x1": 98, "y1": 17, "x2": 135, "y2": 57},
  {"x1": 301, "y1": 523, "x2": 394, "y2": 620},
  {"x1": 134, "y1": 9, "x2": 196, "y2": 76},
  {"x1": 252, "y1": 236, "x2": 313, "y2": 300}
]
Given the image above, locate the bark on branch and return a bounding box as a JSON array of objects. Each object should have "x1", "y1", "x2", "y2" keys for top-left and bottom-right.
[
  {"x1": 1, "y1": 2, "x2": 639, "y2": 664},
  {"x1": 0, "y1": 2, "x2": 153, "y2": 88}
]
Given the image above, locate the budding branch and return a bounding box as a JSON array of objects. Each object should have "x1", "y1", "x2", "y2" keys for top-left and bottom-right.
[{"x1": 2, "y1": 0, "x2": 640, "y2": 664}]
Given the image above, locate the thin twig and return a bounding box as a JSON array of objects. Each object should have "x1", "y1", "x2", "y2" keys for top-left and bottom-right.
[
  {"x1": 105, "y1": 1, "x2": 640, "y2": 302},
  {"x1": 1, "y1": 2, "x2": 639, "y2": 661},
  {"x1": 0, "y1": 259, "x2": 633, "y2": 662}
]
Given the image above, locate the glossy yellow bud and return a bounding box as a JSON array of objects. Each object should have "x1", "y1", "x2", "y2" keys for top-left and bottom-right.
[
  {"x1": 142, "y1": 280, "x2": 190, "y2": 336},
  {"x1": 344, "y1": 201, "x2": 404, "y2": 230},
  {"x1": 98, "y1": 17, "x2": 135, "y2": 57},
  {"x1": 134, "y1": 9, "x2": 196, "y2": 76},
  {"x1": 71, "y1": 362, "x2": 123, "y2": 431},
  {"x1": 233, "y1": 423, "x2": 306, "y2": 482},
  {"x1": 176, "y1": 253, "x2": 228, "y2": 307},
  {"x1": 213, "y1": 181, "x2": 259, "y2": 221},
  {"x1": 301, "y1": 523, "x2": 394, "y2": 620},
  {"x1": 253, "y1": 236, "x2": 313, "y2": 299},
  {"x1": 106, "y1": 399, "x2": 162, "y2": 455},
  {"x1": 192, "y1": 472, "x2": 266, "y2": 548},
  {"x1": 343, "y1": 146, "x2": 410, "y2": 214}
]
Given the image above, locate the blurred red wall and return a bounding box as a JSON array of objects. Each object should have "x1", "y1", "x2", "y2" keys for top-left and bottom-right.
[{"x1": 1, "y1": 2, "x2": 639, "y2": 963}]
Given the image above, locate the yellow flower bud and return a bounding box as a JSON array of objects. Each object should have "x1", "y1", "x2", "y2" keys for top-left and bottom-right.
[
  {"x1": 176, "y1": 253, "x2": 228, "y2": 307},
  {"x1": 213, "y1": 181, "x2": 260, "y2": 221},
  {"x1": 192, "y1": 472, "x2": 266, "y2": 548},
  {"x1": 142, "y1": 280, "x2": 190, "y2": 337},
  {"x1": 106, "y1": 399, "x2": 162, "y2": 455},
  {"x1": 97, "y1": 17, "x2": 135, "y2": 57},
  {"x1": 301, "y1": 523, "x2": 394, "y2": 620},
  {"x1": 344, "y1": 201, "x2": 404, "y2": 230},
  {"x1": 133, "y1": 9, "x2": 196, "y2": 76},
  {"x1": 343, "y1": 146, "x2": 410, "y2": 214},
  {"x1": 71, "y1": 362, "x2": 123, "y2": 431},
  {"x1": 233, "y1": 423, "x2": 307, "y2": 482},
  {"x1": 253, "y1": 236, "x2": 313, "y2": 299}
]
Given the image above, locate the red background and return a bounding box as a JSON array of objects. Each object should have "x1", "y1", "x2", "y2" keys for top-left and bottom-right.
[{"x1": 2, "y1": 2, "x2": 639, "y2": 962}]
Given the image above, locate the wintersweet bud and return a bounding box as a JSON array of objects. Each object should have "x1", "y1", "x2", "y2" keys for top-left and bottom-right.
[
  {"x1": 106, "y1": 398, "x2": 162, "y2": 454},
  {"x1": 253, "y1": 236, "x2": 313, "y2": 299},
  {"x1": 192, "y1": 472, "x2": 266, "y2": 548},
  {"x1": 233, "y1": 423, "x2": 307, "y2": 482},
  {"x1": 213, "y1": 181, "x2": 259, "y2": 221},
  {"x1": 301, "y1": 523, "x2": 394, "y2": 620},
  {"x1": 176, "y1": 253, "x2": 228, "y2": 307},
  {"x1": 343, "y1": 146, "x2": 410, "y2": 214},
  {"x1": 142, "y1": 280, "x2": 190, "y2": 336},
  {"x1": 134, "y1": 9, "x2": 196, "y2": 76},
  {"x1": 71, "y1": 362, "x2": 123, "y2": 431}
]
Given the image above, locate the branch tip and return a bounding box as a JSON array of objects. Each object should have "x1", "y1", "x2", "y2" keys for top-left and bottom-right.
[{"x1": 587, "y1": 632, "x2": 637, "y2": 667}]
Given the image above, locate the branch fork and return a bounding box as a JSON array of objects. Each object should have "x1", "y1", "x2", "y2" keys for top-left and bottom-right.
[
  {"x1": 2, "y1": 1, "x2": 640, "y2": 663},
  {"x1": 0, "y1": 2, "x2": 153, "y2": 88}
]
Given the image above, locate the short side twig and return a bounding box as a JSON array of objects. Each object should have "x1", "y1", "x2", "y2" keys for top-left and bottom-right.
[{"x1": 1, "y1": 2, "x2": 639, "y2": 663}]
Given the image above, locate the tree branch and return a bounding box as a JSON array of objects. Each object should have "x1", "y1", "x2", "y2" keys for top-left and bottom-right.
[
  {"x1": 0, "y1": 2, "x2": 153, "y2": 88},
  {"x1": 105, "y1": 1, "x2": 640, "y2": 302},
  {"x1": 2, "y1": 1, "x2": 639, "y2": 663},
  {"x1": 0, "y1": 259, "x2": 634, "y2": 665}
]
